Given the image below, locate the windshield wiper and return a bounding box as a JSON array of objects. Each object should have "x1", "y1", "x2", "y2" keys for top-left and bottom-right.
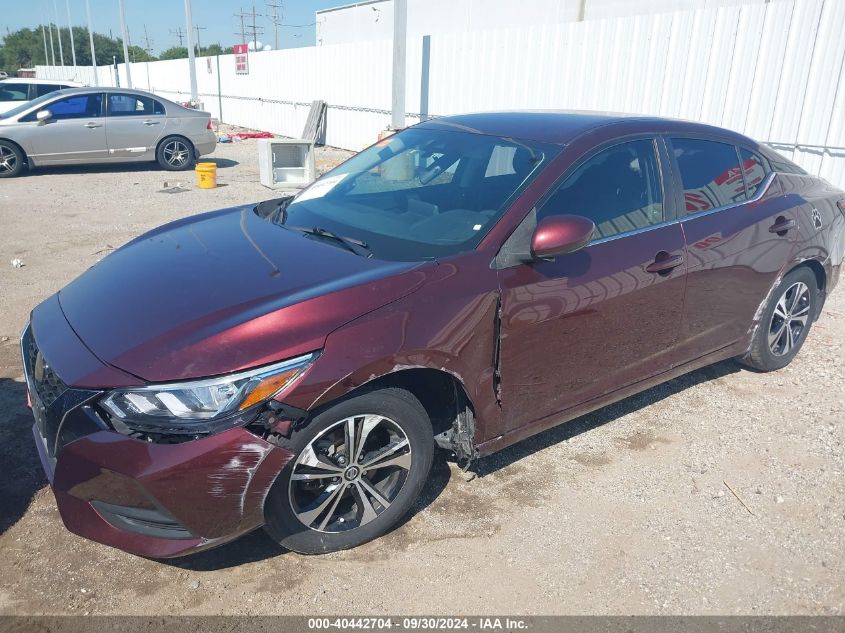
[{"x1": 287, "y1": 225, "x2": 372, "y2": 257}]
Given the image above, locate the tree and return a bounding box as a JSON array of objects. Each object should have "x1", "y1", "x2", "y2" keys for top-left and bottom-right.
[
  {"x1": 0, "y1": 25, "x2": 156, "y2": 71},
  {"x1": 203, "y1": 43, "x2": 234, "y2": 56},
  {"x1": 159, "y1": 46, "x2": 189, "y2": 60}
]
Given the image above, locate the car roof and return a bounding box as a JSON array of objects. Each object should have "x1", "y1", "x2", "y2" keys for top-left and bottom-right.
[
  {"x1": 416, "y1": 110, "x2": 757, "y2": 147},
  {"x1": 0, "y1": 78, "x2": 84, "y2": 86}
]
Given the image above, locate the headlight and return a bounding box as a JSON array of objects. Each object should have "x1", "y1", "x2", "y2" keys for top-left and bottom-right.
[{"x1": 100, "y1": 352, "x2": 317, "y2": 436}]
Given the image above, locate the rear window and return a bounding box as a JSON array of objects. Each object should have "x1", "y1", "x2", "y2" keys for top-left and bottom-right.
[
  {"x1": 34, "y1": 83, "x2": 66, "y2": 98},
  {"x1": 671, "y1": 138, "x2": 746, "y2": 214},
  {"x1": 739, "y1": 148, "x2": 770, "y2": 198},
  {"x1": 107, "y1": 93, "x2": 165, "y2": 116},
  {"x1": 0, "y1": 83, "x2": 29, "y2": 101}
]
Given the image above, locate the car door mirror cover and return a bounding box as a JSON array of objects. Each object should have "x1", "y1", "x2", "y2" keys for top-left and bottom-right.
[
  {"x1": 36, "y1": 109, "x2": 52, "y2": 123},
  {"x1": 530, "y1": 215, "x2": 595, "y2": 260}
]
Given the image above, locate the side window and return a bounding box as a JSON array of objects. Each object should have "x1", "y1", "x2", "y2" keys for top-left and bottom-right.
[
  {"x1": 47, "y1": 94, "x2": 103, "y2": 120},
  {"x1": 538, "y1": 139, "x2": 664, "y2": 240},
  {"x1": 671, "y1": 138, "x2": 746, "y2": 213},
  {"x1": 0, "y1": 83, "x2": 30, "y2": 101},
  {"x1": 35, "y1": 83, "x2": 64, "y2": 97},
  {"x1": 739, "y1": 148, "x2": 770, "y2": 198},
  {"x1": 107, "y1": 93, "x2": 165, "y2": 117}
]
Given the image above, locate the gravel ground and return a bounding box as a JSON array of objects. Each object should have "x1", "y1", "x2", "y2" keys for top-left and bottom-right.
[{"x1": 0, "y1": 129, "x2": 843, "y2": 616}]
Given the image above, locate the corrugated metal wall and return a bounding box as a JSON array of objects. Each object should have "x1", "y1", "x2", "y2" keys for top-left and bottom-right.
[{"x1": 36, "y1": 0, "x2": 845, "y2": 186}]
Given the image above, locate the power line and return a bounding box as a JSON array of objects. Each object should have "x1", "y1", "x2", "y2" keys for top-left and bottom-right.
[
  {"x1": 234, "y1": 6, "x2": 264, "y2": 49},
  {"x1": 143, "y1": 24, "x2": 154, "y2": 56}
]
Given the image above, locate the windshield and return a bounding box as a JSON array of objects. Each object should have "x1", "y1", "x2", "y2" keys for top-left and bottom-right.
[
  {"x1": 0, "y1": 91, "x2": 63, "y2": 120},
  {"x1": 262, "y1": 128, "x2": 560, "y2": 261}
]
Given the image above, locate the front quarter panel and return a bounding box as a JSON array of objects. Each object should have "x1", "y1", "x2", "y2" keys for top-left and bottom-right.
[{"x1": 280, "y1": 252, "x2": 506, "y2": 443}]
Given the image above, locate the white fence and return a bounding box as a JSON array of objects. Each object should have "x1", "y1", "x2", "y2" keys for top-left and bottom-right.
[{"x1": 37, "y1": 0, "x2": 845, "y2": 186}]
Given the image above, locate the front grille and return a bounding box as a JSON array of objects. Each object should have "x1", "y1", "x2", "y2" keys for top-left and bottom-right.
[
  {"x1": 21, "y1": 323, "x2": 103, "y2": 457},
  {"x1": 22, "y1": 325, "x2": 68, "y2": 407}
]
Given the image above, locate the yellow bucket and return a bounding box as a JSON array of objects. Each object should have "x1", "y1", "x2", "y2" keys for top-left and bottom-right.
[{"x1": 195, "y1": 162, "x2": 217, "y2": 189}]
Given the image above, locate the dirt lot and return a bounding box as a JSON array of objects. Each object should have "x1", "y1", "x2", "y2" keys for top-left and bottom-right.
[{"x1": 0, "y1": 131, "x2": 843, "y2": 616}]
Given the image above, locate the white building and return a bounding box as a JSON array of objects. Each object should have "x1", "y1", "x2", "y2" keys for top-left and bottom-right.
[{"x1": 316, "y1": 0, "x2": 779, "y2": 45}]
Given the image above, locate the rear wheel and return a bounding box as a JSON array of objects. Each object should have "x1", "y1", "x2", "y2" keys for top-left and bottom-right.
[
  {"x1": 0, "y1": 141, "x2": 24, "y2": 178},
  {"x1": 740, "y1": 267, "x2": 819, "y2": 371},
  {"x1": 156, "y1": 136, "x2": 195, "y2": 171},
  {"x1": 264, "y1": 388, "x2": 434, "y2": 554}
]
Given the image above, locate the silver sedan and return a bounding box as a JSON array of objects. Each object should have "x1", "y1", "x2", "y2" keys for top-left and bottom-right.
[{"x1": 0, "y1": 87, "x2": 217, "y2": 178}]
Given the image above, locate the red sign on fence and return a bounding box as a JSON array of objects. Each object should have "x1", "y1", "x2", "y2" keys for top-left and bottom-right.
[{"x1": 234, "y1": 44, "x2": 249, "y2": 75}]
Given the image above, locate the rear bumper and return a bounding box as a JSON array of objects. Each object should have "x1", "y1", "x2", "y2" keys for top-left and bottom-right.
[
  {"x1": 193, "y1": 132, "x2": 217, "y2": 157},
  {"x1": 38, "y1": 424, "x2": 293, "y2": 558}
]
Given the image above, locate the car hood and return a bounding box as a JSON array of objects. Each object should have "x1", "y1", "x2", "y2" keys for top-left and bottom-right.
[{"x1": 58, "y1": 206, "x2": 429, "y2": 383}]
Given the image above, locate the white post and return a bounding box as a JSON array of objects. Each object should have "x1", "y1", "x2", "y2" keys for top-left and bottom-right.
[
  {"x1": 85, "y1": 0, "x2": 98, "y2": 85},
  {"x1": 53, "y1": 0, "x2": 65, "y2": 65},
  {"x1": 391, "y1": 0, "x2": 407, "y2": 130},
  {"x1": 41, "y1": 22, "x2": 49, "y2": 66},
  {"x1": 184, "y1": 0, "x2": 198, "y2": 104},
  {"x1": 66, "y1": 0, "x2": 77, "y2": 67},
  {"x1": 118, "y1": 0, "x2": 132, "y2": 87}
]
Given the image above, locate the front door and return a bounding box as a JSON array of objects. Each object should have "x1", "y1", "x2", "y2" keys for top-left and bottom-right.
[
  {"x1": 497, "y1": 138, "x2": 687, "y2": 432},
  {"x1": 29, "y1": 93, "x2": 107, "y2": 164},
  {"x1": 104, "y1": 92, "x2": 167, "y2": 158}
]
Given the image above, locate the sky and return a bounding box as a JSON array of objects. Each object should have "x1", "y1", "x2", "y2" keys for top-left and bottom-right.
[{"x1": 0, "y1": 0, "x2": 354, "y2": 54}]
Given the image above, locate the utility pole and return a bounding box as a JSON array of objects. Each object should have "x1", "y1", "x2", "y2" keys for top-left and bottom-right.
[
  {"x1": 234, "y1": 7, "x2": 265, "y2": 50},
  {"x1": 184, "y1": 0, "x2": 198, "y2": 103},
  {"x1": 170, "y1": 26, "x2": 185, "y2": 47},
  {"x1": 47, "y1": 11, "x2": 56, "y2": 66},
  {"x1": 194, "y1": 25, "x2": 206, "y2": 56},
  {"x1": 65, "y1": 0, "x2": 77, "y2": 66},
  {"x1": 143, "y1": 25, "x2": 154, "y2": 57},
  {"x1": 53, "y1": 0, "x2": 65, "y2": 65},
  {"x1": 85, "y1": 0, "x2": 98, "y2": 85},
  {"x1": 266, "y1": 0, "x2": 281, "y2": 49},
  {"x1": 235, "y1": 6, "x2": 263, "y2": 50},
  {"x1": 391, "y1": 0, "x2": 407, "y2": 129},
  {"x1": 118, "y1": 0, "x2": 132, "y2": 87},
  {"x1": 40, "y1": 10, "x2": 49, "y2": 65}
]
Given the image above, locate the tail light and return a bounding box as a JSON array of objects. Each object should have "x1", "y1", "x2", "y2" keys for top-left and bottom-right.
[
  {"x1": 206, "y1": 119, "x2": 212, "y2": 130},
  {"x1": 838, "y1": 200, "x2": 845, "y2": 212}
]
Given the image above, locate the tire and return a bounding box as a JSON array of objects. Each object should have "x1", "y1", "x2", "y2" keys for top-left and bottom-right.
[
  {"x1": 264, "y1": 388, "x2": 434, "y2": 554},
  {"x1": 0, "y1": 140, "x2": 25, "y2": 178},
  {"x1": 156, "y1": 136, "x2": 195, "y2": 171},
  {"x1": 740, "y1": 266, "x2": 819, "y2": 371}
]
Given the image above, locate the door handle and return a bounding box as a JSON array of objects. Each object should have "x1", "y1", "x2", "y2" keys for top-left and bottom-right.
[
  {"x1": 143, "y1": 120, "x2": 160, "y2": 126},
  {"x1": 84, "y1": 122, "x2": 101, "y2": 129},
  {"x1": 769, "y1": 217, "x2": 796, "y2": 235},
  {"x1": 646, "y1": 253, "x2": 684, "y2": 275}
]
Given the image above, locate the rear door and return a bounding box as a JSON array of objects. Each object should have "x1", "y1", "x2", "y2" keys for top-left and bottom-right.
[
  {"x1": 496, "y1": 137, "x2": 687, "y2": 431},
  {"x1": 669, "y1": 137, "x2": 797, "y2": 361},
  {"x1": 26, "y1": 92, "x2": 107, "y2": 164},
  {"x1": 104, "y1": 92, "x2": 167, "y2": 159}
]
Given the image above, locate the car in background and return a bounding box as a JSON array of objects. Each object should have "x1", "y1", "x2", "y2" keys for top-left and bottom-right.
[
  {"x1": 0, "y1": 78, "x2": 83, "y2": 114},
  {"x1": 0, "y1": 87, "x2": 216, "y2": 177},
  {"x1": 0, "y1": 71, "x2": 9, "y2": 80},
  {"x1": 20, "y1": 111, "x2": 844, "y2": 558}
]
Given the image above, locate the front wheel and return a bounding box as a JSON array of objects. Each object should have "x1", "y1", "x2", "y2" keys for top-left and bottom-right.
[
  {"x1": 0, "y1": 141, "x2": 25, "y2": 178},
  {"x1": 740, "y1": 267, "x2": 819, "y2": 371},
  {"x1": 156, "y1": 136, "x2": 195, "y2": 171},
  {"x1": 264, "y1": 388, "x2": 434, "y2": 554}
]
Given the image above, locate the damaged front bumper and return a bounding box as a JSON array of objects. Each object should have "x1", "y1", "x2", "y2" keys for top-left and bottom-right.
[
  {"x1": 43, "y1": 425, "x2": 292, "y2": 558},
  {"x1": 23, "y1": 296, "x2": 294, "y2": 558}
]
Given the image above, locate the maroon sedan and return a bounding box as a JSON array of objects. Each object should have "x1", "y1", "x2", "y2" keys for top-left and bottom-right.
[{"x1": 22, "y1": 111, "x2": 845, "y2": 557}]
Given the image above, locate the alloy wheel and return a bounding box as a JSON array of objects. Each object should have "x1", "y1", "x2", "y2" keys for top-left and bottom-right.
[
  {"x1": 769, "y1": 281, "x2": 811, "y2": 356},
  {"x1": 288, "y1": 414, "x2": 413, "y2": 533},
  {"x1": 163, "y1": 140, "x2": 190, "y2": 167},
  {"x1": 0, "y1": 145, "x2": 17, "y2": 174}
]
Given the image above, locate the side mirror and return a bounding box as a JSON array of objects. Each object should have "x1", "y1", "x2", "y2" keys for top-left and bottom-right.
[
  {"x1": 530, "y1": 214, "x2": 595, "y2": 260},
  {"x1": 36, "y1": 109, "x2": 53, "y2": 124}
]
